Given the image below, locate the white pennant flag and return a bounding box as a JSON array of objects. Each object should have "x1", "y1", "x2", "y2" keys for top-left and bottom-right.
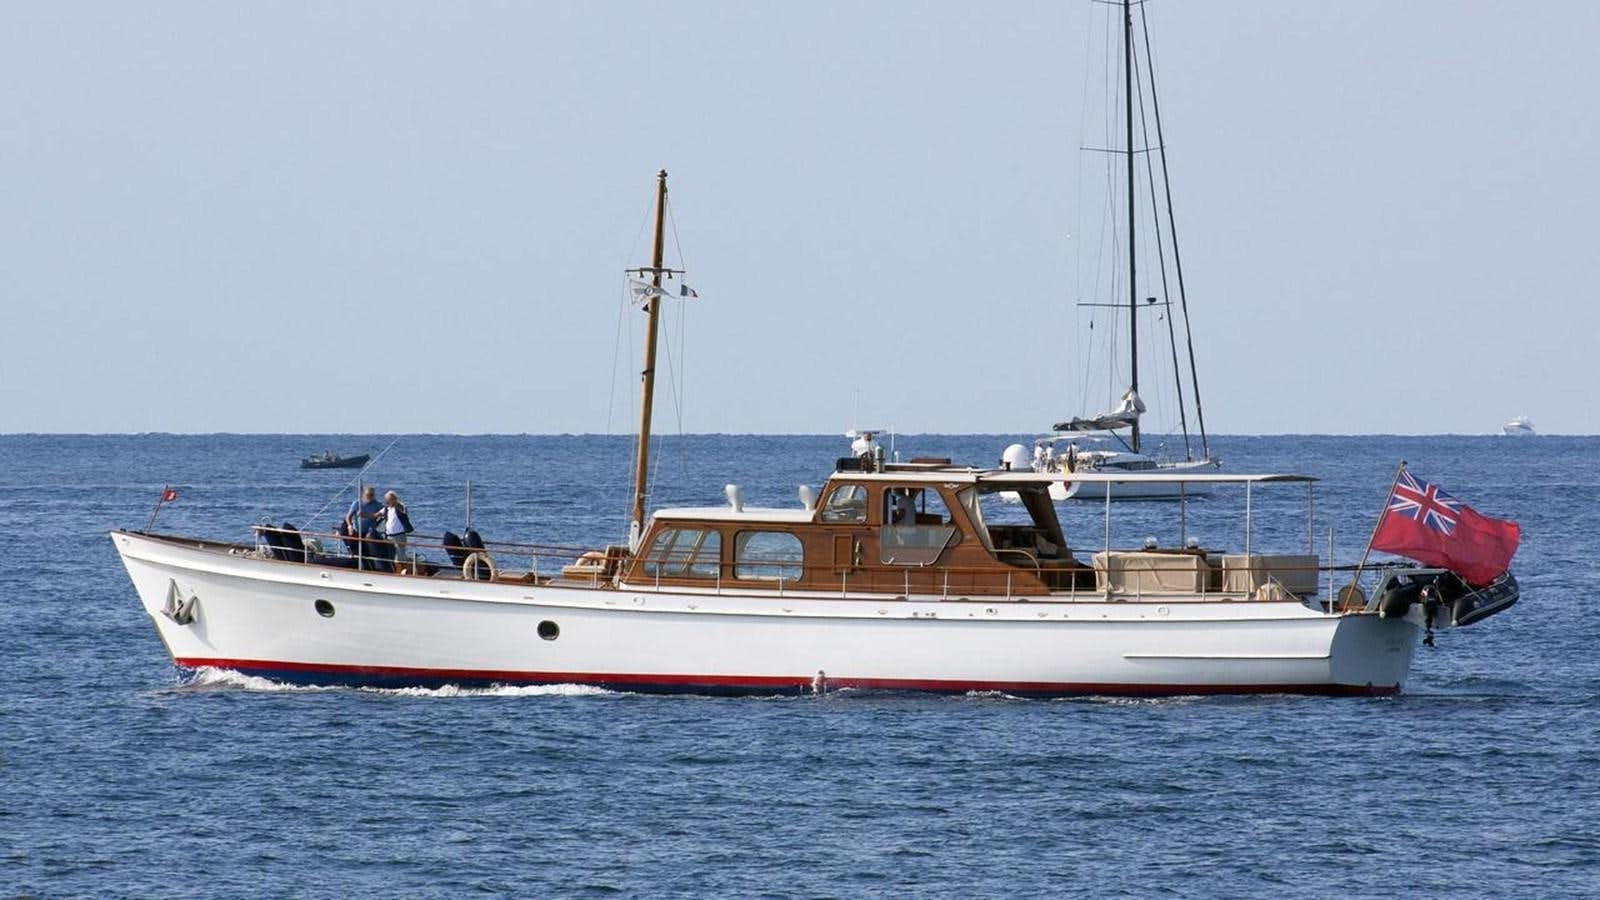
[{"x1": 628, "y1": 279, "x2": 665, "y2": 304}]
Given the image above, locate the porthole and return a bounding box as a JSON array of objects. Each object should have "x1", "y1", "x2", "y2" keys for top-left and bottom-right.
[
  {"x1": 314, "y1": 599, "x2": 335, "y2": 618},
  {"x1": 537, "y1": 620, "x2": 560, "y2": 641}
]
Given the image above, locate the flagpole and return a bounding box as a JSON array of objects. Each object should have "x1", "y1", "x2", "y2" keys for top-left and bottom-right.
[
  {"x1": 145, "y1": 485, "x2": 170, "y2": 532},
  {"x1": 1348, "y1": 459, "x2": 1407, "y2": 607}
]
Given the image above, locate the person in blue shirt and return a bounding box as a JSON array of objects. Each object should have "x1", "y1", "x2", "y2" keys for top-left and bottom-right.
[{"x1": 346, "y1": 486, "x2": 384, "y2": 541}]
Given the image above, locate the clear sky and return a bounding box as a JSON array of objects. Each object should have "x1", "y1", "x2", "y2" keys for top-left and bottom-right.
[{"x1": 3, "y1": 2, "x2": 1596, "y2": 435}]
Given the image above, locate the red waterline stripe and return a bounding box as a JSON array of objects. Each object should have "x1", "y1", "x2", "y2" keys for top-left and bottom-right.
[{"x1": 175, "y1": 656, "x2": 1397, "y2": 697}]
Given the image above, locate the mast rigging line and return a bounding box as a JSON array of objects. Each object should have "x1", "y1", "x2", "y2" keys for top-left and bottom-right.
[
  {"x1": 1130, "y1": 7, "x2": 1193, "y2": 459},
  {"x1": 1139, "y1": 2, "x2": 1210, "y2": 458},
  {"x1": 642, "y1": 192, "x2": 693, "y2": 517}
]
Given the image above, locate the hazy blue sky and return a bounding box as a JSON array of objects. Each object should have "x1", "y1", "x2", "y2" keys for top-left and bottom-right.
[{"x1": 3, "y1": 2, "x2": 1596, "y2": 435}]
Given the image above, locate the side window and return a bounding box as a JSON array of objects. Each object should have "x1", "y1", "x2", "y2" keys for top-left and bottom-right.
[
  {"x1": 880, "y1": 487, "x2": 960, "y2": 566},
  {"x1": 884, "y1": 486, "x2": 952, "y2": 525},
  {"x1": 821, "y1": 484, "x2": 868, "y2": 523},
  {"x1": 642, "y1": 528, "x2": 721, "y2": 579},
  {"x1": 686, "y1": 531, "x2": 722, "y2": 578},
  {"x1": 734, "y1": 531, "x2": 805, "y2": 582}
]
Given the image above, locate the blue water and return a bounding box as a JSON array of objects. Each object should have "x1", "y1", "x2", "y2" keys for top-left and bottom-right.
[{"x1": 3, "y1": 433, "x2": 1597, "y2": 897}]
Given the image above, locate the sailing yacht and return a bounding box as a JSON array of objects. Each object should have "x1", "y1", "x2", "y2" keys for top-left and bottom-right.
[{"x1": 1008, "y1": 0, "x2": 1218, "y2": 500}]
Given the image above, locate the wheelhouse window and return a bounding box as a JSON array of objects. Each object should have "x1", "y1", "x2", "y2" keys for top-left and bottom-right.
[
  {"x1": 975, "y1": 484, "x2": 1072, "y2": 561},
  {"x1": 642, "y1": 527, "x2": 722, "y2": 578},
  {"x1": 880, "y1": 486, "x2": 960, "y2": 566},
  {"x1": 734, "y1": 531, "x2": 804, "y2": 582},
  {"x1": 821, "y1": 484, "x2": 868, "y2": 523}
]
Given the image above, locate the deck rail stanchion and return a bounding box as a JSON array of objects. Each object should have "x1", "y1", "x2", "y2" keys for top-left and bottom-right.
[
  {"x1": 1327, "y1": 527, "x2": 1336, "y2": 614},
  {"x1": 1306, "y1": 482, "x2": 1315, "y2": 555},
  {"x1": 1245, "y1": 481, "x2": 1253, "y2": 557},
  {"x1": 1179, "y1": 481, "x2": 1187, "y2": 548},
  {"x1": 1103, "y1": 485, "x2": 1113, "y2": 556}
]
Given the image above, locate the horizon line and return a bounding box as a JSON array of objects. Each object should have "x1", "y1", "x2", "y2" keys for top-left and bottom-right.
[{"x1": 1, "y1": 430, "x2": 1590, "y2": 438}]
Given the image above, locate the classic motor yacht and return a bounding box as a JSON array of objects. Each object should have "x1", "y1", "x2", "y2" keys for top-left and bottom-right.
[{"x1": 112, "y1": 171, "x2": 1520, "y2": 697}]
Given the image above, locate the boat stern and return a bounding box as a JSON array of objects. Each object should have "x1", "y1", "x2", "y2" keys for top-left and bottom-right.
[{"x1": 1327, "y1": 612, "x2": 1419, "y2": 694}]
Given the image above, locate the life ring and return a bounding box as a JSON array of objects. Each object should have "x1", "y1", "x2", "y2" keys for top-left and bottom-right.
[{"x1": 462, "y1": 552, "x2": 497, "y2": 581}]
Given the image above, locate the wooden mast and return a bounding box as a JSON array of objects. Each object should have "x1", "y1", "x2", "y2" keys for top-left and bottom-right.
[
  {"x1": 1123, "y1": 0, "x2": 1140, "y2": 454},
  {"x1": 629, "y1": 169, "x2": 669, "y2": 550}
]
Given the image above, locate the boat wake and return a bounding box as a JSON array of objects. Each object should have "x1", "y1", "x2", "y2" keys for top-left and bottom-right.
[
  {"x1": 171, "y1": 666, "x2": 622, "y2": 698},
  {"x1": 377, "y1": 683, "x2": 620, "y2": 699}
]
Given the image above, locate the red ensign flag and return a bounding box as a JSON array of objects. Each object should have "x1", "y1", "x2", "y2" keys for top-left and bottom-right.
[
  {"x1": 1371, "y1": 469, "x2": 1519, "y2": 586},
  {"x1": 162, "y1": 487, "x2": 179, "y2": 503}
]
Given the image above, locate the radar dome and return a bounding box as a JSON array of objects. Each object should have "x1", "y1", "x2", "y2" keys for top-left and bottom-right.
[{"x1": 1001, "y1": 443, "x2": 1031, "y2": 471}]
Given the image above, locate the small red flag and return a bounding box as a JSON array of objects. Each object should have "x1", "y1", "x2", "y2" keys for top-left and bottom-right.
[
  {"x1": 162, "y1": 487, "x2": 179, "y2": 503},
  {"x1": 1371, "y1": 469, "x2": 1519, "y2": 586}
]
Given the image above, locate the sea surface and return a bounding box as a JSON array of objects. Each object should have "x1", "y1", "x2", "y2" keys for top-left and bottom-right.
[{"x1": 2, "y1": 433, "x2": 1597, "y2": 898}]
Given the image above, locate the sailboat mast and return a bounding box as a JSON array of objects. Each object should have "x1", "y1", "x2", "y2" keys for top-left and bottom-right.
[
  {"x1": 628, "y1": 169, "x2": 669, "y2": 549},
  {"x1": 1123, "y1": 0, "x2": 1140, "y2": 453}
]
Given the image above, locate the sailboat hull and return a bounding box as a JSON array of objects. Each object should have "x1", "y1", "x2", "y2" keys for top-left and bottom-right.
[{"x1": 113, "y1": 530, "x2": 1417, "y2": 697}]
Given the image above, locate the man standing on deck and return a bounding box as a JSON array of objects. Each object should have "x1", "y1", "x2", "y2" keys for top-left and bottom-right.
[{"x1": 345, "y1": 486, "x2": 384, "y2": 542}]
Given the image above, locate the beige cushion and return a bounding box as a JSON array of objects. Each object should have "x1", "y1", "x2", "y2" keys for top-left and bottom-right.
[
  {"x1": 1220, "y1": 554, "x2": 1319, "y2": 596},
  {"x1": 1092, "y1": 551, "x2": 1210, "y2": 594}
]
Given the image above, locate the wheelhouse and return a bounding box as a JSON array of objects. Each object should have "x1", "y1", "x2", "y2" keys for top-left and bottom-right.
[{"x1": 621, "y1": 466, "x2": 1325, "y2": 600}]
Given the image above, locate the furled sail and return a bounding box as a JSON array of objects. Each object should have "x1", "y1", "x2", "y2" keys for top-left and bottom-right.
[{"x1": 1053, "y1": 388, "x2": 1145, "y2": 433}]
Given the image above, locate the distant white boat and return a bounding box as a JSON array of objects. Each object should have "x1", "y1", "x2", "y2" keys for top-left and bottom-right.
[{"x1": 1501, "y1": 417, "x2": 1535, "y2": 436}]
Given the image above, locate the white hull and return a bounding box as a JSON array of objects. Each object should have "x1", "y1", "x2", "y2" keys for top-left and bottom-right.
[{"x1": 114, "y1": 531, "x2": 1418, "y2": 696}]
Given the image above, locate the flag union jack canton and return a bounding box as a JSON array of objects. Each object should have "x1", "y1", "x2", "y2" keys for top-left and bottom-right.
[
  {"x1": 1387, "y1": 470, "x2": 1460, "y2": 536},
  {"x1": 1372, "y1": 467, "x2": 1520, "y2": 586}
]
